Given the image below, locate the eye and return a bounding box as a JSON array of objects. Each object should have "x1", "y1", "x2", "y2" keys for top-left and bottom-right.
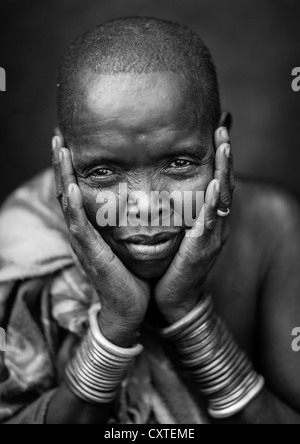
[
  {"x1": 90, "y1": 168, "x2": 114, "y2": 177},
  {"x1": 170, "y1": 159, "x2": 193, "y2": 169}
]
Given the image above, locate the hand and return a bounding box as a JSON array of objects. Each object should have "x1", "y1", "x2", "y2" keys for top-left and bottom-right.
[
  {"x1": 52, "y1": 136, "x2": 151, "y2": 348},
  {"x1": 155, "y1": 127, "x2": 234, "y2": 324}
]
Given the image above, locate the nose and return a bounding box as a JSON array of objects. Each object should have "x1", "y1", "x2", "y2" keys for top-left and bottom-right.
[
  {"x1": 127, "y1": 186, "x2": 159, "y2": 225},
  {"x1": 118, "y1": 181, "x2": 184, "y2": 228},
  {"x1": 125, "y1": 185, "x2": 183, "y2": 228}
]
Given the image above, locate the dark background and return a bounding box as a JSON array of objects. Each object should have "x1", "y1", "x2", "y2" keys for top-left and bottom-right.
[{"x1": 0, "y1": 0, "x2": 299, "y2": 204}]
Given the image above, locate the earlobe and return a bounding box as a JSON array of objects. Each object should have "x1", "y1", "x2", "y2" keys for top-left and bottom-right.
[{"x1": 218, "y1": 111, "x2": 233, "y2": 132}]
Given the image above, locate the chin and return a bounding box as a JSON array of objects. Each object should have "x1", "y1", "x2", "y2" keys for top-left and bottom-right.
[{"x1": 125, "y1": 257, "x2": 173, "y2": 281}]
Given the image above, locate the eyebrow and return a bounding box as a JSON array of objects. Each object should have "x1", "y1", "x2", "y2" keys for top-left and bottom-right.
[
  {"x1": 72, "y1": 153, "x2": 123, "y2": 170},
  {"x1": 163, "y1": 145, "x2": 211, "y2": 158},
  {"x1": 72, "y1": 142, "x2": 212, "y2": 171}
]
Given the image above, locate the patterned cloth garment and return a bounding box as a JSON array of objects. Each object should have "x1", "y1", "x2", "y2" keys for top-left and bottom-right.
[{"x1": 0, "y1": 169, "x2": 209, "y2": 424}]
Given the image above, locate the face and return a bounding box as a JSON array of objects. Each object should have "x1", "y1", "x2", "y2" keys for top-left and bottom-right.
[{"x1": 66, "y1": 72, "x2": 215, "y2": 280}]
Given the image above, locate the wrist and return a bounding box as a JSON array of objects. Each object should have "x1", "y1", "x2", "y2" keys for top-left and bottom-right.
[
  {"x1": 65, "y1": 304, "x2": 144, "y2": 407},
  {"x1": 98, "y1": 314, "x2": 141, "y2": 348},
  {"x1": 160, "y1": 295, "x2": 265, "y2": 420},
  {"x1": 160, "y1": 292, "x2": 204, "y2": 325}
]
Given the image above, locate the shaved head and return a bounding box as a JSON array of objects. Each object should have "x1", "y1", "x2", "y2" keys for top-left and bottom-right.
[{"x1": 57, "y1": 17, "x2": 221, "y2": 140}]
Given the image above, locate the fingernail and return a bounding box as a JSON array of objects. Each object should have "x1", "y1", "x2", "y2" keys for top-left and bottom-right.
[
  {"x1": 52, "y1": 136, "x2": 58, "y2": 151},
  {"x1": 68, "y1": 184, "x2": 81, "y2": 208},
  {"x1": 225, "y1": 145, "x2": 231, "y2": 158},
  {"x1": 220, "y1": 127, "x2": 229, "y2": 141},
  {"x1": 215, "y1": 180, "x2": 221, "y2": 193},
  {"x1": 68, "y1": 183, "x2": 75, "y2": 195},
  {"x1": 52, "y1": 140, "x2": 61, "y2": 163},
  {"x1": 58, "y1": 149, "x2": 63, "y2": 163}
]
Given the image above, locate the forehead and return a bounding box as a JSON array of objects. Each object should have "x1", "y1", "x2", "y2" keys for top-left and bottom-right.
[{"x1": 73, "y1": 72, "x2": 206, "y2": 138}]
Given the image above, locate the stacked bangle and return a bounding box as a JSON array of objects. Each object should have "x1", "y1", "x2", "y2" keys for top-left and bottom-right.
[
  {"x1": 161, "y1": 294, "x2": 265, "y2": 419},
  {"x1": 65, "y1": 304, "x2": 143, "y2": 405}
]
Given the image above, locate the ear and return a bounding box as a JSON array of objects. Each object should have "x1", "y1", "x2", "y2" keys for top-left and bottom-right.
[{"x1": 218, "y1": 111, "x2": 233, "y2": 132}]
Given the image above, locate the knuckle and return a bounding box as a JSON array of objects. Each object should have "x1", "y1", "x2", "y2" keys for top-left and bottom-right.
[
  {"x1": 178, "y1": 245, "x2": 194, "y2": 265},
  {"x1": 61, "y1": 193, "x2": 68, "y2": 211},
  {"x1": 69, "y1": 221, "x2": 90, "y2": 241},
  {"x1": 205, "y1": 217, "x2": 217, "y2": 232},
  {"x1": 184, "y1": 245, "x2": 197, "y2": 261},
  {"x1": 216, "y1": 167, "x2": 230, "y2": 175},
  {"x1": 69, "y1": 222, "x2": 81, "y2": 236},
  {"x1": 93, "y1": 241, "x2": 107, "y2": 260},
  {"x1": 220, "y1": 190, "x2": 231, "y2": 207}
]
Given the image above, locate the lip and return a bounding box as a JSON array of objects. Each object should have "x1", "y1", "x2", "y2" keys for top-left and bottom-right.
[
  {"x1": 119, "y1": 232, "x2": 180, "y2": 261},
  {"x1": 122, "y1": 232, "x2": 179, "y2": 246},
  {"x1": 123, "y1": 237, "x2": 178, "y2": 261}
]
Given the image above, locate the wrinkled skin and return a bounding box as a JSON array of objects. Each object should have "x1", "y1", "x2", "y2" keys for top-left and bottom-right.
[
  {"x1": 51, "y1": 71, "x2": 300, "y2": 422},
  {"x1": 53, "y1": 72, "x2": 233, "y2": 343}
]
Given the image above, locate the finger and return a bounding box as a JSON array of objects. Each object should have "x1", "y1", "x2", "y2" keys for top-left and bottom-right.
[
  {"x1": 214, "y1": 127, "x2": 235, "y2": 201},
  {"x1": 229, "y1": 146, "x2": 235, "y2": 193},
  {"x1": 186, "y1": 179, "x2": 220, "y2": 241},
  {"x1": 68, "y1": 184, "x2": 116, "y2": 272},
  {"x1": 168, "y1": 181, "x2": 219, "y2": 277},
  {"x1": 59, "y1": 148, "x2": 77, "y2": 213},
  {"x1": 214, "y1": 126, "x2": 230, "y2": 151},
  {"x1": 214, "y1": 142, "x2": 232, "y2": 210},
  {"x1": 52, "y1": 136, "x2": 64, "y2": 202},
  {"x1": 206, "y1": 179, "x2": 230, "y2": 246},
  {"x1": 60, "y1": 148, "x2": 77, "y2": 193},
  {"x1": 68, "y1": 183, "x2": 97, "y2": 239},
  {"x1": 59, "y1": 155, "x2": 122, "y2": 278},
  {"x1": 204, "y1": 179, "x2": 221, "y2": 231}
]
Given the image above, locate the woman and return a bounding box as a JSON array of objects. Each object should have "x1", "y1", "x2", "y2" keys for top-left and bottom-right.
[{"x1": 1, "y1": 17, "x2": 300, "y2": 424}]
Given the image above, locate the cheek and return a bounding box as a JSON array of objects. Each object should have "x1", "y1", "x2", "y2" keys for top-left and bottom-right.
[
  {"x1": 165, "y1": 164, "x2": 214, "y2": 196},
  {"x1": 78, "y1": 181, "x2": 121, "y2": 237},
  {"x1": 165, "y1": 165, "x2": 214, "y2": 224},
  {"x1": 77, "y1": 163, "x2": 214, "y2": 230},
  {"x1": 77, "y1": 181, "x2": 103, "y2": 227}
]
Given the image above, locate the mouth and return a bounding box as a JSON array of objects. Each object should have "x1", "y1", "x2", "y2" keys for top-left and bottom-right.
[{"x1": 119, "y1": 232, "x2": 181, "y2": 261}]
